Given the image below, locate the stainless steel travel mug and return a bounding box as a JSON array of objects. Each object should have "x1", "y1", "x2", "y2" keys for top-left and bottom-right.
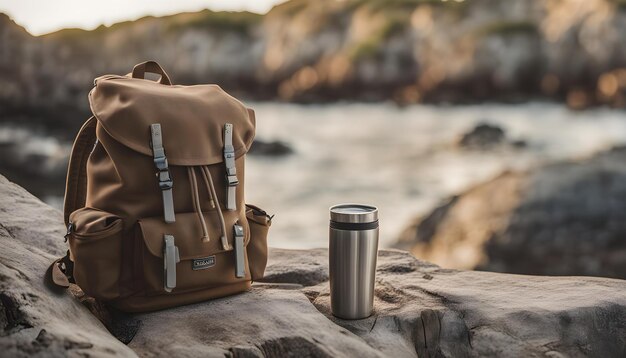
[{"x1": 329, "y1": 204, "x2": 379, "y2": 319}]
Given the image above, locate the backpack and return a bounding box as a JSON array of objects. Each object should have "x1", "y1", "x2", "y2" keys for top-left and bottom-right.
[{"x1": 48, "y1": 61, "x2": 272, "y2": 312}]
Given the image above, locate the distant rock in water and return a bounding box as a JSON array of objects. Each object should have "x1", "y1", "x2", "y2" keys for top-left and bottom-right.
[
  {"x1": 457, "y1": 122, "x2": 528, "y2": 150},
  {"x1": 249, "y1": 139, "x2": 293, "y2": 156},
  {"x1": 395, "y1": 146, "x2": 626, "y2": 279},
  {"x1": 511, "y1": 139, "x2": 528, "y2": 148},
  {"x1": 458, "y1": 123, "x2": 506, "y2": 149}
]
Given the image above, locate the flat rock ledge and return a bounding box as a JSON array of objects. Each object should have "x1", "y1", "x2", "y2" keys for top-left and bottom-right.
[{"x1": 1, "y1": 174, "x2": 626, "y2": 357}]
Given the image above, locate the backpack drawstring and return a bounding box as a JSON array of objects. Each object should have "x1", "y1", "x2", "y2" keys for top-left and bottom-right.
[
  {"x1": 200, "y1": 165, "x2": 230, "y2": 250},
  {"x1": 200, "y1": 167, "x2": 216, "y2": 210},
  {"x1": 187, "y1": 166, "x2": 210, "y2": 243}
]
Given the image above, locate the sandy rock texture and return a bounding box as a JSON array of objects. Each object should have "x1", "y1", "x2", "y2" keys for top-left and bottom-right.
[
  {"x1": 396, "y1": 146, "x2": 626, "y2": 279},
  {"x1": 1, "y1": 173, "x2": 626, "y2": 357}
]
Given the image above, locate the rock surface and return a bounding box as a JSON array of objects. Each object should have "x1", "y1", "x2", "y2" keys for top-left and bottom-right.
[
  {"x1": 457, "y1": 123, "x2": 507, "y2": 150},
  {"x1": 248, "y1": 139, "x2": 294, "y2": 157},
  {"x1": 1, "y1": 173, "x2": 626, "y2": 357},
  {"x1": 396, "y1": 146, "x2": 626, "y2": 279},
  {"x1": 0, "y1": 176, "x2": 135, "y2": 356}
]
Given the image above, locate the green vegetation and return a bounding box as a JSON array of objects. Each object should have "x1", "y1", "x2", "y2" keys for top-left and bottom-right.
[
  {"x1": 351, "y1": 39, "x2": 381, "y2": 60},
  {"x1": 43, "y1": 27, "x2": 91, "y2": 40},
  {"x1": 46, "y1": 10, "x2": 261, "y2": 39},
  {"x1": 267, "y1": 0, "x2": 310, "y2": 17},
  {"x1": 349, "y1": 0, "x2": 465, "y2": 12},
  {"x1": 611, "y1": 0, "x2": 626, "y2": 9},
  {"x1": 44, "y1": 16, "x2": 152, "y2": 39},
  {"x1": 346, "y1": 0, "x2": 469, "y2": 61},
  {"x1": 349, "y1": 16, "x2": 409, "y2": 61},
  {"x1": 477, "y1": 20, "x2": 538, "y2": 37},
  {"x1": 166, "y1": 10, "x2": 261, "y2": 34}
]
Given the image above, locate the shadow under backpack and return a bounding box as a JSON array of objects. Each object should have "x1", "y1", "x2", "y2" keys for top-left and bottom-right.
[{"x1": 48, "y1": 61, "x2": 272, "y2": 312}]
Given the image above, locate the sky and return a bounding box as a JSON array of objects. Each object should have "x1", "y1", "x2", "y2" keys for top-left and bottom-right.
[{"x1": 0, "y1": 0, "x2": 285, "y2": 36}]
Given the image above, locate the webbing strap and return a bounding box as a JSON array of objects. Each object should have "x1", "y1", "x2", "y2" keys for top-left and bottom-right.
[
  {"x1": 223, "y1": 123, "x2": 238, "y2": 211},
  {"x1": 163, "y1": 234, "x2": 180, "y2": 292},
  {"x1": 234, "y1": 224, "x2": 245, "y2": 278},
  {"x1": 150, "y1": 124, "x2": 175, "y2": 223},
  {"x1": 63, "y1": 117, "x2": 97, "y2": 226}
]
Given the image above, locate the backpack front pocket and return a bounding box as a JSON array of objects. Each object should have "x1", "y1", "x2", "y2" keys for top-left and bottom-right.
[
  {"x1": 137, "y1": 211, "x2": 251, "y2": 296},
  {"x1": 68, "y1": 207, "x2": 123, "y2": 300}
]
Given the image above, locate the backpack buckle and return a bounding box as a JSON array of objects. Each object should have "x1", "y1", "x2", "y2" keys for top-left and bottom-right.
[
  {"x1": 223, "y1": 124, "x2": 238, "y2": 210},
  {"x1": 226, "y1": 174, "x2": 239, "y2": 187},
  {"x1": 224, "y1": 148, "x2": 237, "y2": 186},
  {"x1": 150, "y1": 123, "x2": 176, "y2": 223},
  {"x1": 153, "y1": 156, "x2": 168, "y2": 170},
  {"x1": 156, "y1": 169, "x2": 173, "y2": 190}
]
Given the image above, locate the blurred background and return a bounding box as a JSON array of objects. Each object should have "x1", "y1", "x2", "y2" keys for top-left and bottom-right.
[{"x1": 1, "y1": 0, "x2": 625, "y2": 279}]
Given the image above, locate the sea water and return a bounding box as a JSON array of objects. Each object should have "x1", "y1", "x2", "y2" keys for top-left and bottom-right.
[
  {"x1": 4, "y1": 102, "x2": 626, "y2": 249},
  {"x1": 245, "y1": 102, "x2": 626, "y2": 249}
]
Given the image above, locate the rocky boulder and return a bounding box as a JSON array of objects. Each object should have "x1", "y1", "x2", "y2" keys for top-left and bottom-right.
[
  {"x1": 1, "y1": 174, "x2": 626, "y2": 357},
  {"x1": 396, "y1": 146, "x2": 626, "y2": 279},
  {"x1": 248, "y1": 139, "x2": 294, "y2": 157},
  {"x1": 456, "y1": 122, "x2": 527, "y2": 150},
  {"x1": 457, "y1": 123, "x2": 507, "y2": 149}
]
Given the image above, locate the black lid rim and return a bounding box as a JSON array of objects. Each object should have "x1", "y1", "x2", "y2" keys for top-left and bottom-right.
[{"x1": 330, "y1": 220, "x2": 379, "y2": 231}]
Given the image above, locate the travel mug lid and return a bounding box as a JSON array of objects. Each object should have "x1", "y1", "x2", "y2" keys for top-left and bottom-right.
[{"x1": 330, "y1": 204, "x2": 378, "y2": 224}]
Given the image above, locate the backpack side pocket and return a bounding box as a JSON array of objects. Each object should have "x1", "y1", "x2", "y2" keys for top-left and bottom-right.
[
  {"x1": 245, "y1": 204, "x2": 272, "y2": 281},
  {"x1": 68, "y1": 207, "x2": 122, "y2": 300}
]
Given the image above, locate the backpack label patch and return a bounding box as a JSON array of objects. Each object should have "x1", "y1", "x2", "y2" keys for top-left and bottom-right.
[{"x1": 192, "y1": 256, "x2": 216, "y2": 270}]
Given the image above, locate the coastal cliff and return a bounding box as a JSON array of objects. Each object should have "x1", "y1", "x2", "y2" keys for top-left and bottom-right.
[{"x1": 2, "y1": 0, "x2": 626, "y2": 135}]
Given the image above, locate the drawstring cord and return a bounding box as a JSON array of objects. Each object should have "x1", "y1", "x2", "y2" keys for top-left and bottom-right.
[
  {"x1": 200, "y1": 165, "x2": 230, "y2": 250},
  {"x1": 200, "y1": 168, "x2": 216, "y2": 210},
  {"x1": 187, "y1": 167, "x2": 210, "y2": 242},
  {"x1": 200, "y1": 166, "x2": 215, "y2": 209}
]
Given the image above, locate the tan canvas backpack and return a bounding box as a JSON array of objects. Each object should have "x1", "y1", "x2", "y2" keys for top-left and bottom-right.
[{"x1": 48, "y1": 61, "x2": 272, "y2": 312}]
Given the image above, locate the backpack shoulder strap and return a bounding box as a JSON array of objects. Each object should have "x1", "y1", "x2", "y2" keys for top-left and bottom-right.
[
  {"x1": 47, "y1": 117, "x2": 96, "y2": 291},
  {"x1": 63, "y1": 117, "x2": 97, "y2": 226}
]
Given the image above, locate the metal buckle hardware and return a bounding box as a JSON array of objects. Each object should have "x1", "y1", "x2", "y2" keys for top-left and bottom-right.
[
  {"x1": 156, "y1": 169, "x2": 173, "y2": 190},
  {"x1": 64, "y1": 222, "x2": 74, "y2": 242},
  {"x1": 153, "y1": 155, "x2": 168, "y2": 170}
]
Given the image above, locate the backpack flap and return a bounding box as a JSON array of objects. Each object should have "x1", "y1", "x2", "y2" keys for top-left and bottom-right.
[{"x1": 88, "y1": 75, "x2": 256, "y2": 165}]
